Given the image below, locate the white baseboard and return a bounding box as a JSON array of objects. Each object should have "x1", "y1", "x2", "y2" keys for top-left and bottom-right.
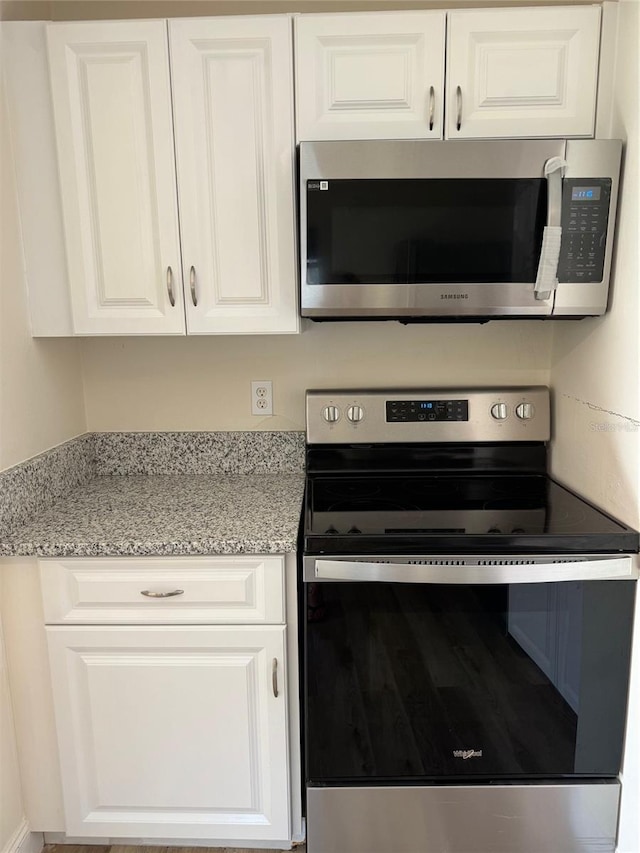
[
  {"x1": 1, "y1": 820, "x2": 43, "y2": 853},
  {"x1": 44, "y1": 833, "x2": 295, "y2": 849}
]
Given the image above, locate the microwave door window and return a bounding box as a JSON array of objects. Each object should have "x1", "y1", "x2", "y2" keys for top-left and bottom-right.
[
  {"x1": 332, "y1": 206, "x2": 413, "y2": 284},
  {"x1": 306, "y1": 179, "x2": 547, "y2": 285}
]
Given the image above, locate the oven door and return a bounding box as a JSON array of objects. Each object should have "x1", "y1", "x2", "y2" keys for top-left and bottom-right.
[{"x1": 303, "y1": 556, "x2": 636, "y2": 784}]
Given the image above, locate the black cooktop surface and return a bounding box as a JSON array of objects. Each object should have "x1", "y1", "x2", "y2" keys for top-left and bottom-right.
[{"x1": 304, "y1": 472, "x2": 639, "y2": 555}]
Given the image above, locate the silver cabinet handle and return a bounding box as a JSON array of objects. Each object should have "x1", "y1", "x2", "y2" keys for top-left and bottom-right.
[
  {"x1": 141, "y1": 589, "x2": 184, "y2": 598},
  {"x1": 166, "y1": 266, "x2": 176, "y2": 307},
  {"x1": 456, "y1": 85, "x2": 462, "y2": 132},
  {"x1": 189, "y1": 265, "x2": 198, "y2": 307},
  {"x1": 428, "y1": 85, "x2": 435, "y2": 132},
  {"x1": 272, "y1": 658, "x2": 279, "y2": 697}
]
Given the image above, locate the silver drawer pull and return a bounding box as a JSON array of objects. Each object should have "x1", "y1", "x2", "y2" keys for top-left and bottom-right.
[
  {"x1": 456, "y1": 85, "x2": 463, "y2": 132},
  {"x1": 272, "y1": 657, "x2": 279, "y2": 698},
  {"x1": 140, "y1": 589, "x2": 184, "y2": 598}
]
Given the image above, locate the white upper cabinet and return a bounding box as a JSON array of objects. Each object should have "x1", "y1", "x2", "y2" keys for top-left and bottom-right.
[
  {"x1": 295, "y1": 11, "x2": 446, "y2": 141},
  {"x1": 46, "y1": 21, "x2": 185, "y2": 335},
  {"x1": 45, "y1": 16, "x2": 298, "y2": 336},
  {"x1": 294, "y1": 6, "x2": 601, "y2": 143},
  {"x1": 446, "y1": 6, "x2": 601, "y2": 139},
  {"x1": 169, "y1": 17, "x2": 298, "y2": 334}
]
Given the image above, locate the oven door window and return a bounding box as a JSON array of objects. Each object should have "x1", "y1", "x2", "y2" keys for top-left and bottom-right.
[
  {"x1": 305, "y1": 580, "x2": 634, "y2": 784},
  {"x1": 306, "y1": 179, "x2": 546, "y2": 285}
]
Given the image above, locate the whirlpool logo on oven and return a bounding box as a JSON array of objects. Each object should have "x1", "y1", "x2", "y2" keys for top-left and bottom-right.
[{"x1": 453, "y1": 749, "x2": 483, "y2": 759}]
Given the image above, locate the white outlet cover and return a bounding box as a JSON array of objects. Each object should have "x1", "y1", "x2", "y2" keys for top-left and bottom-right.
[{"x1": 251, "y1": 380, "x2": 273, "y2": 416}]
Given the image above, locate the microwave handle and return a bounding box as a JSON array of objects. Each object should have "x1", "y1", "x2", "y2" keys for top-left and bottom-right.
[
  {"x1": 311, "y1": 557, "x2": 636, "y2": 584},
  {"x1": 534, "y1": 157, "x2": 566, "y2": 301}
]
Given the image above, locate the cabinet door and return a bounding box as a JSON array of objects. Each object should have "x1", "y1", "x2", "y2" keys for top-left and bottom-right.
[
  {"x1": 46, "y1": 624, "x2": 290, "y2": 841},
  {"x1": 169, "y1": 17, "x2": 298, "y2": 335},
  {"x1": 446, "y1": 7, "x2": 601, "y2": 139},
  {"x1": 47, "y1": 21, "x2": 185, "y2": 334},
  {"x1": 295, "y1": 12, "x2": 446, "y2": 141}
]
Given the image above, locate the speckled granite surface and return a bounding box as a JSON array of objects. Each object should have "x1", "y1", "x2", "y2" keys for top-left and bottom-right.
[
  {"x1": 0, "y1": 434, "x2": 95, "y2": 536},
  {"x1": 94, "y1": 431, "x2": 305, "y2": 475},
  {"x1": 0, "y1": 473, "x2": 305, "y2": 557},
  {"x1": 0, "y1": 431, "x2": 306, "y2": 557}
]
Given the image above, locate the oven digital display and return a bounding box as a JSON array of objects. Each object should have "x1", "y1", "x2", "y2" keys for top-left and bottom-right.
[{"x1": 386, "y1": 399, "x2": 469, "y2": 422}]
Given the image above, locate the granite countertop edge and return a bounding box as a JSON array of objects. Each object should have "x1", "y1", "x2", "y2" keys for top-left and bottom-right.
[
  {"x1": 0, "y1": 538, "x2": 299, "y2": 559},
  {"x1": 0, "y1": 471, "x2": 306, "y2": 559}
]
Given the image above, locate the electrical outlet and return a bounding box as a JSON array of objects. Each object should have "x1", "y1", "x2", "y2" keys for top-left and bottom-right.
[{"x1": 251, "y1": 380, "x2": 273, "y2": 416}]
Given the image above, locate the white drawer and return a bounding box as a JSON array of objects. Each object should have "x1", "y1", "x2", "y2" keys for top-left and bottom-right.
[{"x1": 39, "y1": 557, "x2": 285, "y2": 625}]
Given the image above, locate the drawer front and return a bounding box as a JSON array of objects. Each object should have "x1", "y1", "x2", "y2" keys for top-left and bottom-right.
[{"x1": 40, "y1": 557, "x2": 285, "y2": 624}]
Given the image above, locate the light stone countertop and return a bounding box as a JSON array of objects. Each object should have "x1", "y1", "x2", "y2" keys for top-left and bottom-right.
[{"x1": 0, "y1": 473, "x2": 306, "y2": 558}]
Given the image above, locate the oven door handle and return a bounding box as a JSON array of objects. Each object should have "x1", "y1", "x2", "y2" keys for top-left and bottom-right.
[{"x1": 312, "y1": 557, "x2": 636, "y2": 584}]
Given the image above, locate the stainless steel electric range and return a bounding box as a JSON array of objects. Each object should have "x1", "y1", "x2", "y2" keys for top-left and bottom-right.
[{"x1": 301, "y1": 387, "x2": 639, "y2": 853}]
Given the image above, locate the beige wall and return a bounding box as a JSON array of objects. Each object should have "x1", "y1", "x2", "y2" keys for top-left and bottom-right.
[
  {"x1": 80, "y1": 323, "x2": 552, "y2": 431},
  {"x1": 47, "y1": 0, "x2": 597, "y2": 21},
  {"x1": 0, "y1": 1, "x2": 50, "y2": 20},
  {"x1": 0, "y1": 75, "x2": 86, "y2": 472}
]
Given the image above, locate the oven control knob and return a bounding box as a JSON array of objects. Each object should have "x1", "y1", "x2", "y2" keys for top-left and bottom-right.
[
  {"x1": 516, "y1": 402, "x2": 535, "y2": 420},
  {"x1": 346, "y1": 405, "x2": 364, "y2": 424},
  {"x1": 491, "y1": 403, "x2": 508, "y2": 420},
  {"x1": 322, "y1": 405, "x2": 340, "y2": 423}
]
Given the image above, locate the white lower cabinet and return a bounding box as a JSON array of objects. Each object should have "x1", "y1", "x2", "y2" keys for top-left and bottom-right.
[
  {"x1": 46, "y1": 624, "x2": 289, "y2": 840},
  {"x1": 40, "y1": 556, "x2": 294, "y2": 843}
]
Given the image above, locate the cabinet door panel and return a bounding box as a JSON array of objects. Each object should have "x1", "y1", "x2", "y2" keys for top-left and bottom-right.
[
  {"x1": 46, "y1": 625, "x2": 289, "y2": 840},
  {"x1": 447, "y1": 7, "x2": 601, "y2": 139},
  {"x1": 295, "y1": 12, "x2": 445, "y2": 141},
  {"x1": 169, "y1": 17, "x2": 298, "y2": 334},
  {"x1": 47, "y1": 21, "x2": 185, "y2": 334}
]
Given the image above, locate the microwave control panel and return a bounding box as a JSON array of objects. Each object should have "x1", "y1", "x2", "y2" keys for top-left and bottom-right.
[{"x1": 557, "y1": 178, "x2": 612, "y2": 283}]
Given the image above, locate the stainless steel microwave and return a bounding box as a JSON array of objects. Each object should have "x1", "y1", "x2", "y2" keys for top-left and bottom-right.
[{"x1": 299, "y1": 139, "x2": 622, "y2": 320}]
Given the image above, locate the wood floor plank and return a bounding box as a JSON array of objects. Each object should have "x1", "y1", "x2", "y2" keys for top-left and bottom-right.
[{"x1": 44, "y1": 847, "x2": 110, "y2": 853}]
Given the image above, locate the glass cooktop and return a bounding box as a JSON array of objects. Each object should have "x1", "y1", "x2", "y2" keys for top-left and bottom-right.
[{"x1": 304, "y1": 473, "x2": 638, "y2": 554}]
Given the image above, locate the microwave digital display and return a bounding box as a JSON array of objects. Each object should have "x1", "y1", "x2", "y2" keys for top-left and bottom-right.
[{"x1": 571, "y1": 187, "x2": 602, "y2": 201}]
